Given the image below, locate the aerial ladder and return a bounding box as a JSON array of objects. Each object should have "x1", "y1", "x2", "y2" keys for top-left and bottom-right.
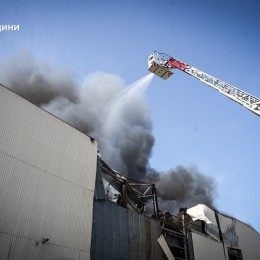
[{"x1": 148, "y1": 51, "x2": 260, "y2": 117}]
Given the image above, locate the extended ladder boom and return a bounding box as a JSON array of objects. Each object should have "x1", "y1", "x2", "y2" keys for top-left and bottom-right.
[{"x1": 148, "y1": 51, "x2": 260, "y2": 117}]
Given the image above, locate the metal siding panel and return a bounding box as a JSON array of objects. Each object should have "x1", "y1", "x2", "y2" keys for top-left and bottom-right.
[
  {"x1": 218, "y1": 213, "x2": 239, "y2": 248},
  {"x1": 127, "y1": 210, "x2": 163, "y2": 260},
  {"x1": 128, "y1": 210, "x2": 136, "y2": 260},
  {"x1": 235, "y1": 220, "x2": 260, "y2": 260},
  {"x1": 6, "y1": 236, "x2": 83, "y2": 260},
  {"x1": 191, "y1": 231, "x2": 226, "y2": 260},
  {"x1": 0, "y1": 233, "x2": 88, "y2": 260},
  {"x1": 0, "y1": 151, "x2": 93, "y2": 252},
  {"x1": 129, "y1": 210, "x2": 141, "y2": 260},
  {"x1": 94, "y1": 160, "x2": 106, "y2": 200},
  {"x1": 0, "y1": 86, "x2": 97, "y2": 191},
  {"x1": 139, "y1": 214, "x2": 146, "y2": 260},
  {"x1": 91, "y1": 200, "x2": 128, "y2": 260},
  {"x1": 0, "y1": 86, "x2": 97, "y2": 259},
  {"x1": 91, "y1": 200, "x2": 163, "y2": 260},
  {"x1": 150, "y1": 218, "x2": 164, "y2": 259},
  {"x1": 0, "y1": 233, "x2": 13, "y2": 259},
  {"x1": 145, "y1": 217, "x2": 152, "y2": 259}
]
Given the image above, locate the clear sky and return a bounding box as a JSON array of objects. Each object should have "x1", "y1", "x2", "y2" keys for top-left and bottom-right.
[{"x1": 1, "y1": 0, "x2": 260, "y2": 232}]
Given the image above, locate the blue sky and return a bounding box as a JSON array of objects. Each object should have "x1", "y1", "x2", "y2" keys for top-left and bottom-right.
[{"x1": 1, "y1": 0, "x2": 260, "y2": 231}]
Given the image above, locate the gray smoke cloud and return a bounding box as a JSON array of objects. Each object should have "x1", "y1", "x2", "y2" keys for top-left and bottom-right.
[
  {"x1": 0, "y1": 52, "x2": 217, "y2": 212},
  {"x1": 0, "y1": 51, "x2": 78, "y2": 105},
  {"x1": 145, "y1": 166, "x2": 216, "y2": 213},
  {"x1": 99, "y1": 75, "x2": 155, "y2": 178}
]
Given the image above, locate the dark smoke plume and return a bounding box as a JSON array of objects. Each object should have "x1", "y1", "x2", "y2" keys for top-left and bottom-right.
[
  {"x1": 145, "y1": 166, "x2": 216, "y2": 213},
  {"x1": 0, "y1": 52, "x2": 217, "y2": 212},
  {"x1": 0, "y1": 51, "x2": 78, "y2": 105}
]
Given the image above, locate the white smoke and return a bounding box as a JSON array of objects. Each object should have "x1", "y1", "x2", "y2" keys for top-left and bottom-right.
[
  {"x1": 99, "y1": 74, "x2": 154, "y2": 178},
  {"x1": 43, "y1": 72, "x2": 125, "y2": 135}
]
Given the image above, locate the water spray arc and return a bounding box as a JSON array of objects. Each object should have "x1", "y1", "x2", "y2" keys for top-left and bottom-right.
[{"x1": 0, "y1": 52, "x2": 217, "y2": 214}]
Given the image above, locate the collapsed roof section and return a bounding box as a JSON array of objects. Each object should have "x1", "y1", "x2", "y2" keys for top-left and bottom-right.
[
  {"x1": 96, "y1": 156, "x2": 259, "y2": 253},
  {"x1": 98, "y1": 157, "x2": 159, "y2": 217},
  {"x1": 159, "y1": 210, "x2": 192, "y2": 234}
]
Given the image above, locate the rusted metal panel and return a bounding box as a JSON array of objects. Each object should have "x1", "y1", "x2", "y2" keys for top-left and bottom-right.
[
  {"x1": 91, "y1": 200, "x2": 163, "y2": 260},
  {"x1": 127, "y1": 210, "x2": 163, "y2": 260}
]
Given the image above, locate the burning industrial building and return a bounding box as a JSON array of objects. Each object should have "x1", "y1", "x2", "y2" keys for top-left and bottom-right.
[
  {"x1": 0, "y1": 53, "x2": 259, "y2": 259},
  {"x1": 0, "y1": 52, "x2": 216, "y2": 212}
]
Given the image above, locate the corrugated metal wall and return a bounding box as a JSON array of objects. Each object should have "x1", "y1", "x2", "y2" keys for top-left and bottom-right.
[
  {"x1": 191, "y1": 230, "x2": 226, "y2": 260},
  {"x1": 0, "y1": 86, "x2": 98, "y2": 259},
  {"x1": 91, "y1": 200, "x2": 129, "y2": 260},
  {"x1": 235, "y1": 219, "x2": 260, "y2": 259},
  {"x1": 128, "y1": 210, "x2": 163, "y2": 260},
  {"x1": 91, "y1": 200, "x2": 163, "y2": 260},
  {"x1": 218, "y1": 212, "x2": 260, "y2": 260}
]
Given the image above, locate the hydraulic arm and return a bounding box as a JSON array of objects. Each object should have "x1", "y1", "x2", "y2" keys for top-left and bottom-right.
[{"x1": 148, "y1": 51, "x2": 260, "y2": 117}]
